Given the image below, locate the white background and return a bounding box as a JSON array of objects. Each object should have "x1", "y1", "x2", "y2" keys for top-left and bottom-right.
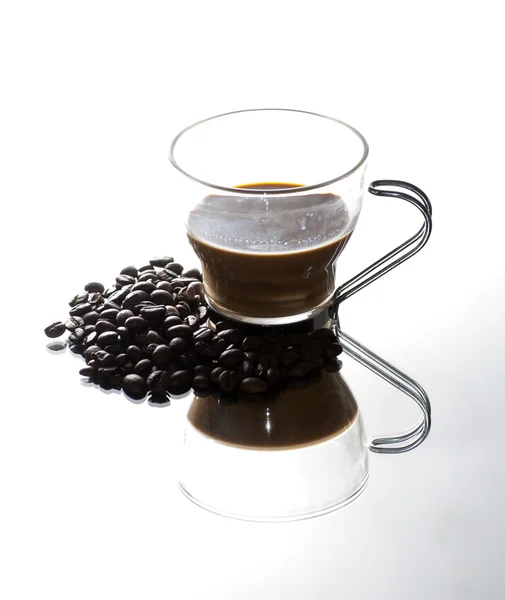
[{"x1": 1, "y1": 1, "x2": 504, "y2": 598}]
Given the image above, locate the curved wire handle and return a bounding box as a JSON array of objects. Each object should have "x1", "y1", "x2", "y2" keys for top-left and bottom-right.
[
  {"x1": 333, "y1": 180, "x2": 433, "y2": 309},
  {"x1": 334, "y1": 323, "x2": 432, "y2": 454}
]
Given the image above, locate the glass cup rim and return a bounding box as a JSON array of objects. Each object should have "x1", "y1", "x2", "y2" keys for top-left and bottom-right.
[{"x1": 168, "y1": 108, "x2": 369, "y2": 195}]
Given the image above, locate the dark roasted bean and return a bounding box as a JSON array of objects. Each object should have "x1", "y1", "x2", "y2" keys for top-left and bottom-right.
[
  {"x1": 134, "y1": 359, "x2": 153, "y2": 375},
  {"x1": 241, "y1": 377, "x2": 268, "y2": 394},
  {"x1": 197, "y1": 306, "x2": 208, "y2": 321},
  {"x1": 311, "y1": 328, "x2": 337, "y2": 341},
  {"x1": 116, "y1": 353, "x2": 128, "y2": 366},
  {"x1": 44, "y1": 321, "x2": 66, "y2": 338},
  {"x1": 210, "y1": 366, "x2": 224, "y2": 383},
  {"x1": 164, "y1": 262, "x2": 183, "y2": 274},
  {"x1": 157, "y1": 269, "x2": 178, "y2": 282},
  {"x1": 156, "y1": 281, "x2": 173, "y2": 293},
  {"x1": 149, "y1": 256, "x2": 174, "y2": 267},
  {"x1": 147, "y1": 370, "x2": 171, "y2": 393},
  {"x1": 169, "y1": 370, "x2": 191, "y2": 388},
  {"x1": 84, "y1": 345, "x2": 101, "y2": 360},
  {"x1": 215, "y1": 321, "x2": 234, "y2": 333},
  {"x1": 182, "y1": 286, "x2": 196, "y2": 301},
  {"x1": 99, "y1": 308, "x2": 120, "y2": 321},
  {"x1": 165, "y1": 324, "x2": 193, "y2": 340},
  {"x1": 115, "y1": 274, "x2": 136, "y2": 286},
  {"x1": 175, "y1": 303, "x2": 189, "y2": 319},
  {"x1": 132, "y1": 281, "x2": 157, "y2": 294},
  {"x1": 120, "y1": 265, "x2": 138, "y2": 278},
  {"x1": 87, "y1": 292, "x2": 103, "y2": 305},
  {"x1": 324, "y1": 342, "x2": 343, "y2": 357},
  {"x1": 138, "y1": 272, "x2": 159, "y2": 282},
  {"x1": 324, "y1": 358, "x2": 342, "y2": 372},
  {"x1": 122, "y1": 374, "x2": 147, "y2": 400},
  {"x1": 97, "y1": 331, "x2": 119, "y2": 348},
  {"x1": 218, "y1": 370, "x2": 239, "y2": 392},
  {"x1": 192, "y1": 375, "x2": 211, "y2": 393},
  {"x1": 87, "y1": 359, "x2": 97, "y2": 369},
  {"x1": 69, "y1": 344, "x2": 85, "y2": 355},
  {"x1": 123, "y1": 290, "x2": 149, "y2": 310},
  {"x1": 138, "y1": 264, "x2": 154, "y2": 272},
  {"x1": 240, "y1": 360, "x2": 255, "y2": 377},
  {"x1": 84, "y1": 331, "x2": 98, "y2": 346},
  {"x1": 116, "y1": 309, "x2": 134, "y2": 326},
  {"x1": 117, "y1": 326, "x2": 131, "y2": 343},
  {"x1": 93, "y1": 350, "x2": 116, "y2": 366},
  {"x1": 65, "y1": 316, "x2": 84, "y2": 331},
  {"x1": 69, "y1": 292, "x2": 88, "y2": 307},
  {"x1": 254, "y1": 364, "x2": 265, "y2": 378},
  {"x1": 241, "y1": 336, "x2": 260, "y2": 351},
  {"x1": 188, "y1": 280, "x2": 205, "y2": 295},
  {"x1": 216, "y1": 329, "x2": 244, "y2": 344},
  {"x1": 79, "y1": 366, "x2": 96, "y2": 378},
  {"x1": 169, "y1": 337, "x2": 189, "y2": 353},
  {"x1": 126, "y1": 345, "x2": 143, "y2": 361},
  {"x1": 146, "y1": 330, "x2": 166, "y2": 345},
  {"x1": 219, "y1": 349, "x2": 244, "y2": 366},
  {"x1": 82, "y1": 311, "x2": 99, "y2": 326},
  {"x1": 104, "y1": 344, "x2": 124, "y2": 356},
  {"x1": 140, "y1": 306, "x2": 166, "y2": 322},
  {"x1": 182, "y1": 268, "x2": 202, "y2": 280},
  {"x1": 69, "y1": 302, "x2": 92, "y2": 317},
  {"x1": 193, "y1": 327, "x2": 213, "y2": 343},
  {"x1": 103, "y1": 300, "x2": 121, "y2": 311},
  {"x1": 124, "y1": 316, "x2": 149, "y2": 333},
  {"x1": 266, "y1": 367, "x2": 280, "y2": 386},
  {"x1": 150, "y1": 289, "x2": 173, "y2": 306},
  {"x1": 185, "y1": 315, "x2": 199, "y2": 330},
  {"x1": 84, "y1": 282, "x2": 105, "y2": 293},
  {"x1": 194, "y1": 364, "x2": 212, "y2": 378},
  {"x1": 152, "y1": 344, "x2": 171, "y2": 367},
  {"x1": 103, "y1": 286, "x2": 117, "y2": 298},
  {"x1": 107, "y1": 288, "x2": 130, "y2": 305},
  {"x1": 95, "y1": 320, "x2": 117, "y2": 335}
]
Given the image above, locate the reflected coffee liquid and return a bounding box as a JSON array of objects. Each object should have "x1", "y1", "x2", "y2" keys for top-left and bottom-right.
[{"x1": 187, "y1": 183, "x2": 353, "y2": 321}]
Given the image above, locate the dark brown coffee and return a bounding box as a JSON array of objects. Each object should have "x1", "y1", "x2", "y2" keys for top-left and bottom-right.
[
  {"x1": 187, "y1": 369, "x2": 359, "y2": 450},
  {"x1": 187, "y1": 183, "x2": 354, "y2": 320}
]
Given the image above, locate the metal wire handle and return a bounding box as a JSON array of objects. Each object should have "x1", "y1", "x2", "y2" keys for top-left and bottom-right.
[
  {"x1": 334, "y1": 323, "x2": 432, "y2": 453},
  {"x1": 333, "y1": 180, "x2": 433, "y2": 309}
]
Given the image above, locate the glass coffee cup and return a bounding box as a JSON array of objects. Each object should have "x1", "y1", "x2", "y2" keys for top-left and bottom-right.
[{"x1": 169, "y1": 109, "x2": 367, "y2": 325}]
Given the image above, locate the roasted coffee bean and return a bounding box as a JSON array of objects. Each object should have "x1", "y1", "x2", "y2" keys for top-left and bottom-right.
[
  {"x1": 164, "y1": 305, "x2": 181, "y2": 317},
  {"x1": 281, "y1": 350, "x2": 298, "y2": 366},
  {"x1": 324, "y1": 358, "x2": 342, "y2": 373},
  {"x1": 197, "y1": 306, "x2": 208, "y2": 321},
  {"x1": 218, "y1": 370, "x2": 239, "y2": 392},
  {"x1": 148, "y1": 392, "x2": 170, "y2": 404},
  {"x1": 117, "y1": 326, "x2": 131, "y2": 343},
  {"x1": 215, "y1": 321, "x2": 234, "y2": 333},
  {"x1": 143, "y1": 343, "x2": 157, "y2": 357},
  {"x1": 99, "y1": 308, "x2": 120, "y2": 322},
  {"x1": 146, "y1": 330, "x2": 166, "y2": 345},
  {"x1": 69, "y1": 344, "x2": 84, "y2": 355},
  {"x1": 240, "y1": 360, "x2": 255, "y2": 377},
  {"x1": 134, "y1": 359, "x2": 153, "y2": 375},
  {"x1": 87, "y1": 292, "x2": 103, "y2": 305},
  {"x1": 44, "y1": 321, "x2": 66, "y2": 338},
  {"x1": 162, "y1": 316, "x2": 183, "y2": 331},
  {"x1": 182, "y1": 268, "x2": 202, "y2": 280},
  {"x1": 200, "y1": 337, "x2": 225, "y2": 358},
  {"x1": 87, "y1": 359, "x2": 98, "y2": 369},
  {"x1": 157, "y1": 269, "x2": 178, "y2": 282},
  {"x1": 107, "y1": 288, "x2": 130, "y2": 305},
  {"x1": 102, "y1": 286, "x2": 117, "y2": 298},
  {"x1": 149, "y1": 256, "x2": 174, "y2": 267},
  {"x1": 82, "y1": 311, "x2": 99, "y2": 326},
  {"x1": 69, "y1": 292, "x2": 88, "y2": 307},
  {"x1": 165, "y1": 324, "x2": 193, "y2": 340},
  {"x1": 219, "y1": 349, "x2": 244, "y2": 367},
  {"x1": 138, "y1": 272, "x2": 159, "y2": 282},
  {"x1": 156, "y1": 281, "x2": 173, "y2": 293},
  {"x1": 126, "y1": 345, "x2": 143, "y2": 361},
  {"x1": 103, "y1": 300, "x2": 121, "y2": 311},
  {"x1": 116, "y1": 309, "x2": 134, "y2": 326},
  {"x1": 135, "y1": 333, "x2": 148, "y2": 347},
  {"x1": 266, "y1": 367, "x2": 280, "y2": 386},
  {"x1": 95, "y1": 320, "x2": 117, "y2": 335},
  {"x1": 120, "y1": 265, "x2": 138, "y2": 278},
  {"x1": 97, "y1": 331, "x2": 119, "y2": 348},
  {"x1": 79, "y1": 366, "x2": 96, "y2": 378},
  {"x1": 84, "y1": 345, "x2": 101, "y2": 360},
  {"x1": 311, "y1": 328, "x2": 337, "y2": 341},
  {"x1": 193, "y1": 364, "x2": 212, "y2": 378},
  {"x1": 137, "y1": 263, "x2": 153, "y2": 272},
  {"x1": 188, "y1": 280, "x2": 205, "y2": 295},
  {"x1": 140, "y1": 306, "x2": 166, "y2": 322},
  {"x1": 210, "y1": 366, "x2": 224, "y2": 383},
  {"x1": 83, "y1": 328, "x2": 97, "y2": 342},
  {"x1": 132, "y1": 281, "x2": 156, "y2": 294},
  {"x1": 150, "y1": 290, "x2": 173, "y2": 306},
  {"x1": 169, "y1": 370, "x2": 191, "y2": 388},
  {"x1": 65, "y1": 316, "x2": 84, "y2": 331},
  {"x1": 324, "y1": 342, "x2": 343, "y2": 357},
  {"x1": 194, "y1": 327, "x2": 213, "y2": 343},
  {"x1": 152, "y1": 344, "x2": 171, "y2": 367},
  {"x1": 69, "y1": 302, "x2": 92, "y2": 317},
  {"x1": 182, "y1": 286, "x2": 196, "y2": 302},
  {"x1": 132, "y1": 301, "x2": 156, "y2": 315},
  {"x1": 124, "y1": 316, "x2": 149, "y2": 333},
  {"x1": 123, "y1": 290, "x2": 149, "y2": 310},
  {"x1": 169, "y1": 337, "x2": 189, "y2": 353},
  {"x1": 122, "y1": 374, "x2": 147, "y2": 400},
  {"x1": 115, "y1": 274, "x2": 136, "y2": 286},
  {"x1": 116, "y1": 353, "x2": 128, "y2": 366},
  {"x1": 244, "y1": 351, "x2": 258, "y2": 363},
  {"x1": 104, "y1": 344, "x2": 124, "y2": 356},
  {"x1": 241, "y1": 336, "x2": 260, "y2": 351},
  {"x1": 84, "y1": 282, "x2": 105, "y2": 293},
  {"x1": 147, "y1": 370, "x2": 170, "y2": 393},
  {"x1": 254, "y1": 364, "x2": 265, "y2": 378},
  {"x1": 192, "y1": 375, "x2": 211, "y2": 393},
  {"x1": 241, "y1": 377, "x2": 268, "y2": 394},
  {"x1": 216, "y1": 329, "x2": 244, "y2": 345},
  {"x1": 175, "y1": 303, "x2": 189, "y2": 319},
  {"x1": 163, "y1": 261, "x2": 182, "y2": 274},
  {"x1": 287, "y1": 361, "x2": 312, "y2": 377},
  {"x1": 185, "y1": 315, "x2": 199, "y2": 330}
]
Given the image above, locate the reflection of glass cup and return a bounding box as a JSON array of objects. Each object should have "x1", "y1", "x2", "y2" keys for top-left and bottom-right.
[{"x1": 169, "y1": 109, "x2": 368, "y2": 325}]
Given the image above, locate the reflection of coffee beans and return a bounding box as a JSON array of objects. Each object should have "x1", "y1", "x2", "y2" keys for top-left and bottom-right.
[{"x1": 188, "y1": 183, "x2": 355, "y2": 320}]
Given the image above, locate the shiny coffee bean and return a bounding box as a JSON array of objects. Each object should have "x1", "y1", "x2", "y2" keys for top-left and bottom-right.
[
  {"x1": 124, "y1": 316, "x2": 149, "y2": 333},
  {"x1": 84, "y1": 282, "x2": 105, "y2": 293},
  {"x1": 116, "y1": 274, "x2": 135, "y2": 286},
  {"x1": 120, "y1": 265, "x2": 138, "y2": 278},
  {"x1": 69, "y1": 302, "x2": 92, "y2": 317},
  {"x1": 131, "y1": 281, "x2": 156, "y2": 294},
  {"x1": 156, "y1": 281, "x2": 173, "y2": 293},
  {"x1": 94, "y1": 350, "x2": 116, "y2": 366},
  {"x1": 165, "y1": 324, "x2": 193, "y2": 340},
  {"x1": 146, "y1": 330, "x2": 166, "y2": 345},
  {"x1": 134, "y1": 359, "x2": 153, "y2": 375},
  {"x1": 117, "y1": 326, "x2": 131, "y2": 343},
  {"x1": 116, "y1": 309, "x2": 134, "y2": 326},
  {"x1": 219, "y1": 349, "x2": 244, "y2": 367},
  {"x1": 192, "y1": 375, "x2": 211, "y2": 393},
  {"x1": 83, "y1": 311, "x2": 99, "y2": 325},
  {"x1": 240, "y1": 377, "x2": 268, "y2": 394},
  {"x1": 311, "y1": 328, "x2": 337, "y2": 341},
  {"x1": 99, "y1": 308, "x2": 120, "y2": 322},
  {"x1": 194, "y1": 327, "x2": 213, "y2": 343},
  {"x1": 152, "y1": 345, "x2": 172, "y2": 367},
  {"x1": 69, "y1": 292, "x2": 88, "y2": 307},
  {"x1": 150, "y1": 290, "x2": 173, "y2": 306},
  {"x1": 95, "y1": 320, "x2": 117, "y2": 335},
  {"x1": 168, "y1": 370, "x2": 191, "y2": 388},
  {"x1": 126, "y1": 345, "x2": 143, "y2": 361},
  {"x1": 147, "y1": 370, "x2": 170, "y2": 393},
  {"x1": 169, "y1": 337, "x2": 189, "y2": 353},
  {"x1": 216, "y1": 329, "x2": 244, "y2": 345},
  {"x1": 122, "y1": 374, "x2": 147, "y2": 400},
  {"x1": 141, "y1": 305, "x2": 166, "y2": 322},
  {"x1": 218, "y1": 370, "x2": 239, "y2": 392},
  {"x1": 44, "y1": 321, "x2": 66, "y2": 338},
  {"x1": 182, "y1": 268, "x2": 202, "y2": 280},
  {"x1": 97, "y1": 331, "x2": 119, "y2": 348},
  {"x1": 65, "y1": 316, "x2": 84, "y2": 331},
  {"x1": 123, "y1": 291, "x2": 149, "y2": 311},
  {"x1": 149, "y1": 256, "x2": 174, "y2": 267}
]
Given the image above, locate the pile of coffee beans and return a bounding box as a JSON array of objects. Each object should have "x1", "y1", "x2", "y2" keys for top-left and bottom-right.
[{"x1": 45, "y1": 256, "x2": 343, "y2": 404}]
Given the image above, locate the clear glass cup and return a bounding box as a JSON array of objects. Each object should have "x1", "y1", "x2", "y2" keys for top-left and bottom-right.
[{"x1": 169, "y1": 109, "x2": 368, "y2": 325}]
